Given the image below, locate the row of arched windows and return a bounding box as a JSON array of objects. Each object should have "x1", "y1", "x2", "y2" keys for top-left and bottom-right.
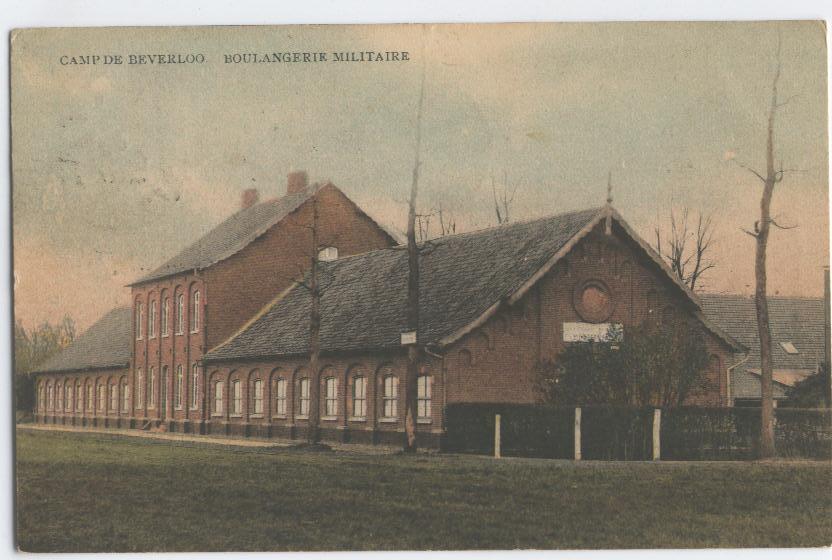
[
  {"x1": 136, "y1": 288, "x2": 200, "y2": 340},
  {"x1": 133, "y1": 364, "x2": 200, "y2": 410},
  {"x1": 37, "y1": 377, "x2": 129, "y2": 414},
  {"x1": 207, "y1": 369, "x2": 432, "y2": 422}
]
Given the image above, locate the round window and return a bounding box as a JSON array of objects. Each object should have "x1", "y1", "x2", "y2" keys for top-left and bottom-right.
[{"x1": 573, "y1": 280, "x2": 615, "y2": 323}]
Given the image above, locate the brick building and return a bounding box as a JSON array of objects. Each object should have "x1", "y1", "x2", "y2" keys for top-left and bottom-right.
[{"x1": 33, "y1": 191, "x2": 743, "y2": 447}]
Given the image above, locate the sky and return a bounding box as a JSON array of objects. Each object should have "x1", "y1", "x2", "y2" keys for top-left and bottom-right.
[{"x1": 11, "y1": 21, "x2": 829, "y2": 331}]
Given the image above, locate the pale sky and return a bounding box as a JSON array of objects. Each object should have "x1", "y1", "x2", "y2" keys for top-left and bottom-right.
[{"x1": 11, "y1": 22, "x2": 828, "y2": 331}]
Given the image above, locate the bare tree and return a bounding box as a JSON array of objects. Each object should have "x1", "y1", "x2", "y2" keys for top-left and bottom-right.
[
  {"x1": 437, "y1": 201, "x2": 456, "y2": 236},
  {"x1": 736, "y1": 33, "x2": 798, "y2": 458},
  {"x1": 654, "y1": 207, "x2": 716, "y2": 291},
  {"x1": 305, "y1": 195, "x2": 322, "y2": 444},
  {"x1": 491, "y1": 171, "x2": 518, "y2": 225},
  {"x1": 403, "y1": 42, "x2": 428, "y2": 453}
]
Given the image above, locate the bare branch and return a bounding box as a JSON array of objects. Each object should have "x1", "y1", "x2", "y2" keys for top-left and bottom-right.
[{"x1": 733, "y1": 160, "x2": 767, "y2": 184}]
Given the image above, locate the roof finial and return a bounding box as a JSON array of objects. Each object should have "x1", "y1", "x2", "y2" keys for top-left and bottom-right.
[{"x1": 606, "y1": 171, "x2": 613, "y2": 205}]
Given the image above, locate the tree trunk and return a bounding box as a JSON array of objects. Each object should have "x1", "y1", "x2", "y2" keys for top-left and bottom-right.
[
  {"x1": 403, "y1": 52, "x2": 427, "y2": 453},
  {"x1": 755, "y1": 48, "x2": 782, "y2": 459},
  {"x1": 307, "y1": 196, "x2": 321, "y2": 444}
]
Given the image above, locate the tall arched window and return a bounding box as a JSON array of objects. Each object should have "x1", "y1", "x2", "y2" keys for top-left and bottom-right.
[
  {"x1": 122, "y1": 380, "x2": 130, "y2": 411},
  {"x1": 109, "y1": 383, "x2": 118, "y2": 412},
  {"x1": 148, "y1": 367, "x2": 156, "y2": 408},
  {"x1": 175, "y1": 365, "x2": 183, "y2": 408},
  {"x1": 252, "y1": 379, "x2": 263, "y2": 415},
  {"x1": 324, "y1": 377, "x2": 338, "y2": 417},
  {"x1": 97, "y1": 383, "x2": 105, "y2": 411},
  {"x1": 161, "y1": 297, "x2": 170, "y2": 336},
  {"x1": 76, "y1": 382, "x2": 83, "y2": 411},
  {"x1": 352, "y1": 376, "x2": 367, "y2": 418},
  {"x1": 136, "y1": 301, "x2": 144, "y2": 339},
  {"x1": 136, "y1": 369, "x2": 144, "y2": 409},
  {"x1": 47, "y1": 384, "x2": 53, "y2": 410},
  {"x1": 176, "y1": 294, "x2": 185, "y2": 335},
  {"x1": 213, "y1": 380, "x2": 224, "y2": 416},
  {"x1": 65, "y1": 384, "x2": 73, "y2": 411},
  {"x1": 382, "y1": 375, "x2": 398, "y2": 419},
  {"x1": 57, "y1": 384, "x2": 63, "y2": 412},
  {"x1": 274, "y1": 378, "x2": 287, "y2": 416},
  {"x1": 417, "y1": 375, "x2": 432, "y2": 419},
  {"x1": 191, "y1": 364, "x2": 199, "y2": 409},
  {"x1": 38, "y1": 383, "x2": 44, "y2": 411},
  {"x1": 148, "y1": 300, "x2": 157, "y2": 338},
  {"x1": 231, "y1": 380, "x2": 242, "y2": 416},
  {"x1": 191, "y1": 290, "x2": 200, "y2": 333},
  {"x1": 298, "y1": 378, "x2": 310, "y2": 417},
  {"x1": 86, "y1": 383, "x2": 93, "y2": 410}
]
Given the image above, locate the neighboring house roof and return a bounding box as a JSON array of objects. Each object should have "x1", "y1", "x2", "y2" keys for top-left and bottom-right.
[
  {"x1": 129, "y1": 183, "x2": 397, "y2": 286},
  {"x1": 32, "y1": 307, "x2": 132, "y2": 374},
  {"x1": 699, "y1": 294, "x2": 826, "y2": 399},
  {"x1": 206, "y1": 206, "x2": 738, "y2": 363}
]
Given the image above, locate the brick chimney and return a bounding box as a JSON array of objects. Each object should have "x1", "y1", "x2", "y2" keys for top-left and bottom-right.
[
  {"x1": 287, "y1": 170, "x2": 309, "y2": 195},
  {"x1": 241, "y1": 188, "x2": 260, "y2": 210}
]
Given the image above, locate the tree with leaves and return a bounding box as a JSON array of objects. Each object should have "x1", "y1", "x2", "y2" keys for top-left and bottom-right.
[{"x1": 535, "y1": 322, "x2": 708, "y2": 408}]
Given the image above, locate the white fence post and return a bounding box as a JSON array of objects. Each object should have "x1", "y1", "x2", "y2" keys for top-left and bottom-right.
[
  {"x1": 652, "y1": 408, "x2": 661, "y2": 461},
  {"x1": 494, "y1": 414, "x2": 501, "y2": 459},
  {"x1": 574, "y1": 407, "x2": 582, "y2": 461}
]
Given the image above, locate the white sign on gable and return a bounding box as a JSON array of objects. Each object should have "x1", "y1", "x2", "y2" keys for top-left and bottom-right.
[
  {"x1": 400, "y1": 331, "x2": 417, "y2": 345},
  {"x1": 563, "y1": 322, "x2": 622, "y2": 342}
]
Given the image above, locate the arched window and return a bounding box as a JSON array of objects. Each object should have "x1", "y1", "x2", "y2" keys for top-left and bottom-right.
[
  {"x1": 122, "y1": 380, "x2": 130, "y2": 411},
  {"x1": 176, "y1": 294, "x2": 185, "y2": 335},
  {"x1": 191, "y1": 290, "x2": 200, "y2": 333},
  {"x1": 161, "y1": 297, "x2": 170, "y2": 336},
  {"x1": 274, "y1": 378, "x2": 287, "y2": 416},
  {"x1": 298, "y1": 378, "x2": 310, "y2": 417},
  {"x1": 417, "y1": 375, "x2": 432, "y2": 419},
  {"x1": 76, "y1": 382, "x2": 83, "y2": 411},
  {"x1": 213, "y1": 380, "x2": 224, "y2": 416},
  {"x1": 109, "y1": 383, "x2": 118, "y2": 412},
  {"x1": 86, "y1": 383, "x2": 93, "y2": 410},
  {"x1": 324, "y1": 377, "x2": 337, "y2": 417},
  {"x1": 136, "y1": 369, "x2": 144, "y2": 409},
  {"x1": 252, "y1": 379, "x2": 263, "y2": 415},
  {"x1": 191, "y1": 364, "x2": 199, "y2": 409},
  {"x1": 97, "y1": 383, "x2": 105, "y2": 411},
  {"x1": 57, "y1": 384, "x2": 63, "y2": 412},
  {"x1": 65, "y1": 384, "x2": 73, "y2": 411},
  {"x1": 136, "y1": 301, "x2": 144, "y2": 339},
  {"x1": 231, "y1": 380, "x2": 242, "y2": 416},
  {"x1": 148, "y1": 300, "x2": 157, "y2": 338},
  {"x1": 47, "y1": 384, "x2": 53, "y2": 410},
  {"x1": 175, "y1": 365, "x2": 183, "y2": 408},
  {"x1": 352, "y1": 376, "x2": 367, "y2": 418},
  {"x1": 148, "y1": 367, "x2": 156, "y2": 408},
  {"x1": 38, "y1": 383, "x2": 44, "y2": 411},
  {"x1": 382, "y1": 375, "x2": 398, "y2": 419}
]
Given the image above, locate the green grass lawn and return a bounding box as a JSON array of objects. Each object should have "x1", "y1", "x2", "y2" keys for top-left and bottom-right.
[{"x1": 15, "y1": 429, "x2": 832, "y2": 552}]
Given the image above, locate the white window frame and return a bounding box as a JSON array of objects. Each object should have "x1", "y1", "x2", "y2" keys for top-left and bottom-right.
[
  {"x1": 176, "y1": 294, "x2": 185, "y2": 335},
  {"x1": 175, "y1": 365, "x2": 184, "y2": 409},
  {"x1": 136, "y1": 302, "x2": 144, "y2": 340},
  {"x1": 231, "y1": 380, "x2": 242, "y2": 416},
  {"x1": 47, "y1": 385, "x2": 53, "y2": 410},
  {"x1": 382, "y1": 375, "x2": 398, "y2": 420},
  {"x1": 252, "y1": 379, "x2": 263, "y2": 415},
  {"x1": 148, "y1": 367, "x2": 156, "y2": 409},
  {"x1": 352, "y1": 376, "x2": 367, "y2": 419},
  {"x1": 122, "y1": 382, "x2": 130, "y2": 412},
  {"x1": 191, "y1": 364, "x2": 199, "y2": 409},
  {"x1": 417, "y1": 375, "x2": 432, "y2": 421},
  {"x1": 274, "y1": 378, "x2": 287, "y2": 417},
  {"x1": 324, "y1": 377, "x2": 337, "y2": 418},
  {"x1": 76, "y1": 383, "x2": 83, "y2": 411},
  {"x1": 135, "y1": 369, "x2": 144, "y2": 409},
  {"x1": 65, "y1": 384, "x2": 73, "y2": 411},
  {"x1": 109, "y1": 384, "x2": 118, "y2": 412},
  {"x1": 212, "y1": 381, "x2": 224, "y2": 417},
  {"x1": 57, "y1": 385, "x2": 63, "y2": 412},
  {"x1": 190, "y1": 290, "x2": 200, "y2": 333},
  {"x1": 298, "y1": 378, "x2": 310, "y2": 418},
  {"x1": 87, "y1": 384, "x2": 93, "y2": 410},
  {"x1": 97, "y1": 384, "x2": 105, "y2": 411},
  {"x1": 161, "y1": 298, "x2": 170, "y2": 337},
  {"x1": 148, "y1": 301, "x2": 157, "y2": 339}
]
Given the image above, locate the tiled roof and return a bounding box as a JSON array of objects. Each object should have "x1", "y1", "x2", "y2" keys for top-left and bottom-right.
[
  {"x1": 33, "y1": 307, "x2": 132, "y2": 374},
  {"x1": 131, "y1": 185, "x2": 322, "y2": 285},
  {"x1": 699, "y1": 294, "x2": 826, "y2": 399},
  {"x1": 208, "y1": 206, "x2": 723, "y2": 362}
]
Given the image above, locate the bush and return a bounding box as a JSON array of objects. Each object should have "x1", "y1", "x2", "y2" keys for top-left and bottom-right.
[
  {"x1": 774, "y1": 408, "x2": 832, "y2": 459},
  {"x1": 660, "y1": 407, "x2": 760, "y2": 460},
  {"x1": 581, "y1": 406, "x2": 654, "y2": 460}
]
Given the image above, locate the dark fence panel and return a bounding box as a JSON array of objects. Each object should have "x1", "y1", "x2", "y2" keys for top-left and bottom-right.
[
  {"x1": 774, "y1": 408, "x2": 832, "y2": 459},
  {"x1": 581, "y1": 406, "x2": 653, "y2": 460},
  {"x1": 443, "y1": 403, "x2": 574, "y2": 458},
  {"x1": 660, "y1": 407, "x2": 760, "y2": 460}
]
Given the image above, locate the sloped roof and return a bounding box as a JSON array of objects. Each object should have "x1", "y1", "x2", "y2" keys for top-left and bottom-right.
[
  {"x1": 33, "y1": 307, "x2": 132, "y2": 374},
  {"x1": 206, "y1": 206, "x2": 738, "y2": 363},
  {"x1": 699, "y1": 294, "x2": 826, "y2": 399},
  {"x1": 206, "y1": 207, "x2": 602, "y2": 361}
]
